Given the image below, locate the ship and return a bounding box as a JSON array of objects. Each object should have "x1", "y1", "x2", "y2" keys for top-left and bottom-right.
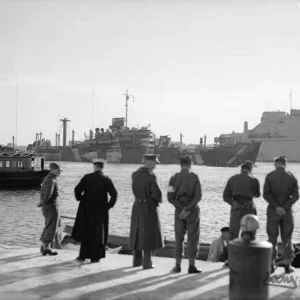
[
  {"x1": 28, "y1": 90, "x2": 204, "y2": 165},
  {"x1": 198, "y1": 130, "x2": 261, "y2": 167},
  {"x1": 0, "y1": 152, "x2": 49, "y2": 188},
  {"x1": 27, "y1": 90, "x2": 264, "y2": 166},
  {"x1": 205, "y1": 108, "x2": 300, "y2": 164}
]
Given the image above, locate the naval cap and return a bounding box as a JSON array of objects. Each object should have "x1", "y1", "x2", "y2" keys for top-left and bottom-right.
[
  {"x1": 93, "y1": 158, "x2": 107, "y2": 164},
  {"x1": 178, "y1": 155, "x2": 192, "y2": 164},
  {"x1": 144, "y1": 154, "x2": 160, "y2": 164},
  {"x1": 275, "y1": 155, "x2": 287, "y2": 165}
]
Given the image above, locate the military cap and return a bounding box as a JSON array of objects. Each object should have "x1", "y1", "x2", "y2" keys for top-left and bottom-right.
[
  {"x1": 241, "y1": 160, "x2": 256, "y2": 170},
  {"x1": 144, "y1": 154, "x2": 160, "y2": 164},
  {"x1": 178, "y1": 155, "x2": 192, "y2": 164},
  {"x1": 220, "y1": 227, "x2": 229, "y2": 233},
  {"x1": 93, "y1": 158, "x2": 107, "y2": 164},
  {"x1": 275, "y1": 155, "x2": 287, "y2": 165}
]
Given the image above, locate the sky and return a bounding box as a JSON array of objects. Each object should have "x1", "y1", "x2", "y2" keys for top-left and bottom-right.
[{"x1": 0, "y1": 0, "x2": 300, "y2": 146}]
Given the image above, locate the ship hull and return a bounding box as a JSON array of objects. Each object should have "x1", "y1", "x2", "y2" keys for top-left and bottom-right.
[
  {"x1": 33, "y1": 147, "x2": 206, "y2": 165},
  {"x1": 199, "y1": 142, "x2": 261, "y2": 167},
  {"x1": 0, "y1": 170, "x2": 50, "y2": 188}
]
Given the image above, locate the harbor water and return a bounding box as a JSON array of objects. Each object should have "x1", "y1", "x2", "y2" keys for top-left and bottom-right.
[{"x1": 1, "y1": 162, "x2": 300, "y2": 248}]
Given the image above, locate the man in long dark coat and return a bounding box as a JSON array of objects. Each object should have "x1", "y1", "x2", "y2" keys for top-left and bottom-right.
[
  {"x1": 72, "y1": 158, "x2": 118, "y2": 263},
  {"x1": 38, "y1": 162, "x2": 62, "y2": 256},
  {"x1": 263, "y1": 156, "x2": 299, "y2": 274},
  {"x1": 129, "y1": 154, "x2": 164, "y2": 269}
]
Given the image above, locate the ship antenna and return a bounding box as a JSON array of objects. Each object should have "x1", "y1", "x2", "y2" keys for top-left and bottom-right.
[
  {"x1": 289, "y1": 85, "x2": 292, "y2": 114},
  {"x1": 92, "y1": 88, "x2": 95, "y2": 130},
  {"x1": 16, "y1": 79, "x2": 18, "y2": 146},
  {"x1": 122, "y1": 89, "x2": 135, "y2": 128}
]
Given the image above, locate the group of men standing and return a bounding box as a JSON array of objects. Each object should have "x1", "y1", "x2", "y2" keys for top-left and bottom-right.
[
  {"x1": 222, "y1": 156, "x2": 299, "y2": 274},
  {"x1": 38, "y1": 153, "x2": 299, "y2": 275}
]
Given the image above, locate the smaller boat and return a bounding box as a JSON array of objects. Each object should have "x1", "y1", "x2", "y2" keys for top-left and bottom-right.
[{"x1": 0, "y1": 152, "x2": 50, "y2": 188}]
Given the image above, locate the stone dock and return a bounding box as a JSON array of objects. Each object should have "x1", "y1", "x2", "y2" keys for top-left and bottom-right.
[{"x1": 0, "y1": 245, "x2": 300, "y2": 300}]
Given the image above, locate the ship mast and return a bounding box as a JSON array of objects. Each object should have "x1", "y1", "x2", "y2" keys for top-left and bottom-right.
[
  {"x1": 122, "y1": 90, "x2": 135, "y2": 128},
  {"x1": 15, "y1": 80, "x2": 18, "y2": 146},
  {"x1": 289, "y1": 85, "x2": 292, "y2": 114}
]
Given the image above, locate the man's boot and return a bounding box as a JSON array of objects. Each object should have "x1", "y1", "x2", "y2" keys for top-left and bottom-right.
[
  {"x1": 143, "y1": 250, "x2": 155, "y2": 269},
  {"x1": 172, "y1": 257, "x2": 182, "y2": 273},
  {"x1": 188, "y1": 257, "x2": 202, "y2": 274},
  {"x1": 133, "y1": 250, "x2": 143, "y2": 267}
]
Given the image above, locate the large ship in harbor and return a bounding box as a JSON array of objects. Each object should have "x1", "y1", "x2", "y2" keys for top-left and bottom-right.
[{"x1": 27, "y1": 91, "x2": 264, "y2": 166}]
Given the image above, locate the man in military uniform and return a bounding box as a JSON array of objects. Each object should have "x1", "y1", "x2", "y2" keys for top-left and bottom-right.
[
  {"x1": 223, "y1": 161, "x2": 260, "y2": 242},
  {"x1": 129, "y1": 154, "x2": 163, "y2": 269},
  {"x1": 38, "y1": 162, "x2": 62, "y2": 256},
  {"x1": 167, "y1": 155, "x2": 202, "y2": 273},
  {"x1": 263, "y1": 156, "x2": 299, "y2": 273},
  {"x1": 72, "y1": 158, "x2": 118, "y2": 263}
]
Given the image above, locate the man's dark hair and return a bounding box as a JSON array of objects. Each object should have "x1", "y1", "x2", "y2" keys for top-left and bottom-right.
[{"x1": 49, "y1": 162, "x2": 60, "y2": 170}]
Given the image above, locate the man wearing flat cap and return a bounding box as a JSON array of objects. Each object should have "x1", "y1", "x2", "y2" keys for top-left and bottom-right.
[
  {"x1": 263, "y1": 156, "x2": 299, "y2": 274},
  {"x1": 167, "y1": 155, "x2": 203, "y2": 273},
  {"x1": 72, "y1": 158, "x2": 118, "y2": 263},
  {"x1": 129, "y1": 154, "x2": 163, "y2": 269},
  {"x1": 223, "y1": 160, "x2": 260, "y2": 243}
]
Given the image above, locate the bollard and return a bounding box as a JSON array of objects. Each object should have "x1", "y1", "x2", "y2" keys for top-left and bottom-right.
[{"x1": 228, "y1": 214, "x2": 273, "y2": 300}]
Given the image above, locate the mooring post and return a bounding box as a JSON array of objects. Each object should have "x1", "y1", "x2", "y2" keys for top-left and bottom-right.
[{"x1": 228, "y1": 214, "x2": 273, "y2": 300}]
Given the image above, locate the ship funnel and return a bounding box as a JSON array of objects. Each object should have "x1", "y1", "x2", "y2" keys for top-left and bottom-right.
[
  {"x1": 72, "y1": 130, "x2": 75, "y2": 146},
  {"x1": 244, "y1": 121, "x2": 248, "y2": 133}
]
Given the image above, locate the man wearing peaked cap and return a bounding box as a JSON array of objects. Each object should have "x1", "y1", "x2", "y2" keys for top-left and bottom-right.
[
  {"x1": 167, "y1": 154, "x2": 203, "y2": 274},
  {"x1": 93, "y1": 158, "x2": 107, "y2": 165},
  {"x1": 223, "y1": 160, "x2": 260, "y2": 246},
  {"x1": 263, "y1": 155, "x2": 299, "y2": 274},
  {"x1": 143, "y1": 153, "x2": 160, "y2": 164},
  {"x1": 72, "y1": 157, "x2": 118, "y2": 263},
  {"x1": 129, "y1": 152, "x2": 163, "y2": 269}
]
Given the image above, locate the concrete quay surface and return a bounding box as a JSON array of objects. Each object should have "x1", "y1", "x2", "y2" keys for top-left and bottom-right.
[{"x1": 0, "y1": 245, "x2": 300, "y2": 300}]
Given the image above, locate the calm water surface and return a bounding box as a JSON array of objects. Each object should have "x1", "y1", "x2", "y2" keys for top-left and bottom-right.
[{"x1": 1, "y1": 162, "x2": 300, "y2": 247}]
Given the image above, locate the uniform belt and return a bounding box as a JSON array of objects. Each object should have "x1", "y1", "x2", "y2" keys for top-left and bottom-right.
[
  {"x1": 177, "y1": 196, "x2": 192, "y2": 202},
  {"x1": 135, "y1": 198, "x2": 147, "y2": 204}
]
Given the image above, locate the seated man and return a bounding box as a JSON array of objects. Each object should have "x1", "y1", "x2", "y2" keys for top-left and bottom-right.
[{"x1": 207, "y1": 227, "x2": 230, "y2": 262}]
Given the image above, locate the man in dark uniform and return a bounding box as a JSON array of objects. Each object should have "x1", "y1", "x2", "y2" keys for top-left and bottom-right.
[
  {"x1": 263, "y1": 156, "x2": 299, "y2": 274},
  {"x1": 38, "y1": 162, "x2": 62, "y2": 256},
  {"x1": 167, "y1": 155, "x2": 202, "y2": 273},
  {"x1": 129, "y1": 154, "x2": 163, "y2": 269},
  {"x1": 72, "y1": 158, "x2": 118, "y2": 263},
  {"x1": 223, "y1": 161, "x2": 260, "y2": 242}
]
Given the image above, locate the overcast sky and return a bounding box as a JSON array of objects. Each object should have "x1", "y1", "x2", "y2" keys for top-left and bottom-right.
[{"x1": 1, "y1": 0, "x2": 300, "y2": 146}]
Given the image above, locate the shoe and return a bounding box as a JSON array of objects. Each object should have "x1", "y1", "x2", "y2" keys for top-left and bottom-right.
[
  {"x1": 284, "y1": 265, "x2": 295, "y2": 274},
  {"x1": 188, "y1": 265, "x2": 203, "y2": 274},
  {"x1": 224, "y1": 260, "x2": 229, "y2": 267},
  {"x1": 76, "y1": 257, "x2": 85, "y2": 262},
  {"x1": 270, "y1": 264, "x2": 275, "y2": 274},
  {"x1": 143, "y1": 265, "x2": 155, "y2": 269},
  {"x1": 133, "y1": 262, "x2": 143, "y2": 267},
  {"x1": 91, "y1": 260, "x2": 99, "y2": 263},
  {"x1": 42, "y1": 248, "x2": 58, "y2": 256},
  {"x1": 172, "y1": 265, "x2": 181, "y2": 273}
]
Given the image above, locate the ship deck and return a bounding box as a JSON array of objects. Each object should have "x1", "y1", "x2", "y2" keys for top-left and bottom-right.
[{"x1": 0, "y1": 245, "x2": 299, "y2": 300}]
